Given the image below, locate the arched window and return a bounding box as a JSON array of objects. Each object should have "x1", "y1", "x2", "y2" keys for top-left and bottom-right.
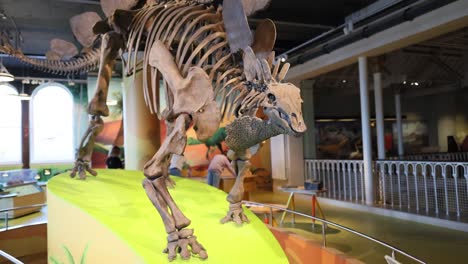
[
  {"x1": 30, "y1": 83, "x2": 74, "y2": 163},
  {"x1": 0, "y1": 84, "x2": 22, "y2": 165}
]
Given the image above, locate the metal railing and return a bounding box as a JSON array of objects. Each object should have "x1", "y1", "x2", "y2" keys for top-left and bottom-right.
[
  {"x1": 305, "y1": 158, "x2": 468, "y2": 219},
  {"x1": 243, "y1": 201, "x2": 426, "y2": 264},
  {"x1": 376, "y1": 160, "x2": 468, "y2": 217},
  {"x1": 0, "y1": 250, "x2": 23, "y2": 264},
  {"x1": 393, "y1": 152, "x2": 468, "y2": 162},
  {"x1": 0, "y1": 203, "x2": 47, "y2": 231},
  {"x1": 305, "y1": 159, "x2": 365, "y2": 202}
]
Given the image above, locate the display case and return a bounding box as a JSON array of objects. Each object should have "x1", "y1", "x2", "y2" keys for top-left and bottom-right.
[{"x1": 0, "y1": 169, "x2": 45, "y2": 219}]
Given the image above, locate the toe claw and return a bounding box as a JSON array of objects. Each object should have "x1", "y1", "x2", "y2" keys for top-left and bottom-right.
[
  {"x1": 164, "y1": 230, "x2": 208, "y2": 261},
  {"x1": 179, "y1": 240, "x2": 190, "y2": 260},
  {"x1": 220, "y1": 205, "x2": 250, "y2": 225},
  {"x1": 199, "y1": 250, "x2": 208, "y2": 260},
  {"x1": 241, "y1": 213, "x2": 250, "y2": 223},
  {"x1": 233, "y1": 213, "x2": 242, "y2": 224},
  {"x1": 167, "y1": 242, "x2": 178, "y2": 261},
  {"x1": 70, "y1": 160, "x2": 97, "y2": 180},
  {"x1": 220, "y1": 215, "x2": 231, "y2": 224}
]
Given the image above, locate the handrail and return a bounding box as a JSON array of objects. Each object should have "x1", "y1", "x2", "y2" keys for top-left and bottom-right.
[
  {"x1": 0, "y1": 250, "x2": 24, "y2": 264},
  {"x1": 0, "y1": 203, "x2": 47, "y2": 214},
  {"x1": 1, "y1": 203, "x2": 47, "y2": 231},
  {"x1": 243, "y1": 201, "x2": 426, "y2": 264}
]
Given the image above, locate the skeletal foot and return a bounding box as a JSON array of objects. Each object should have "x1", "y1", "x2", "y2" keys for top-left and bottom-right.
[
  {"x1": 165, "y1": 175, "x2": 176, "y2": 188},
  {"x1": 70, "y1": 160, "x2": 97, "y2": 180},
  {"x1": 220, "y1": 202, "x2": 250, "y2": 224},
  {"x1": 164, "y1": 229, "x2": 207, "y2": 261}
]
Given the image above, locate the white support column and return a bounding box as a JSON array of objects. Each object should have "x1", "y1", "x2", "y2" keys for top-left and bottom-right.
[
  {"x1": 395, "y1": 93, "x2": 404, "y2": 157},
  {"x1": 358, "y1": 56, "x2": 374, "y2": 205},
  {"x1": 373, "y1": 72, "x2": 385, "y2": 159},
  {"x1": 123, "y1": 70, "x2": 161, "y2": 170},
  {"x1": 301, "y1": 80, "x2": 316, "y2": 159}
]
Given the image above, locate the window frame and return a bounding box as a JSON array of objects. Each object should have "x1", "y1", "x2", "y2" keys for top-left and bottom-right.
[
  {"x1": 0, "y1": 83, "x2": 22, "y2": 166},
  {"x1": 29, "y1": 82, "x2": 75, "y2": 164}
]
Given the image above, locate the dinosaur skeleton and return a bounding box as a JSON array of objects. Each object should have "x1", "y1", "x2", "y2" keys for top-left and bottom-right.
[
  {"x1": 1, "y1": 0, "x2": 306, "y2": 261},
  {"x1": 0, "y1": 36, "x2": 101, "y2": 75}
]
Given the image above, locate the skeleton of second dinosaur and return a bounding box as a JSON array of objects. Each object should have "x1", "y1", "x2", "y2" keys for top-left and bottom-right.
[{"x1": 1, "y1": 0, "x2": 306, "y2": 261}]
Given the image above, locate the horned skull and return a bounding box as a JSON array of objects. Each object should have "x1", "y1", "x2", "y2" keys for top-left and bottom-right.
[{"x1": 237, "y1": 48, "x2": 307, "y2": 136}]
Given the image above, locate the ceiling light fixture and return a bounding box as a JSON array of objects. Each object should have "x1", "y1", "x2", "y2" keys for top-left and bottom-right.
[{"x1": 0, "y1": 61, "x2": 14, "y2": 82}]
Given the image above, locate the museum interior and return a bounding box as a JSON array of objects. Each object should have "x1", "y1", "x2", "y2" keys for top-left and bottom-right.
[{"x1": 1, "y1": 0, "x2": 468, "y2": 263}]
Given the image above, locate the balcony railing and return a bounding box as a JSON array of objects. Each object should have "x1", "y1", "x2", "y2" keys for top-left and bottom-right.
[
  {"x1": 305, "y1": 159, "x2": 365, "y2": 202},
  {"x1": 305, "y1": 158, "x2": 468, "y2": 220},
  {"x1": 391, "y1": 152, "x2": 468, "y2": 162},
  {"x1": 376, "y1": 160, "x2": 468, "y2": 217}
]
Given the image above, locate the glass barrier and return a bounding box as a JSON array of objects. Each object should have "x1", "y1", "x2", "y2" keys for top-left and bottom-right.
[{"x1": 0, "y1": 169, "x2": 39, "y2": 188}]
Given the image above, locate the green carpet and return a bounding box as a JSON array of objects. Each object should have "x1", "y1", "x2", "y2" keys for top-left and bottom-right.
[{"x1": 49, "y1": 169, "x2": 288, "y2": 263}]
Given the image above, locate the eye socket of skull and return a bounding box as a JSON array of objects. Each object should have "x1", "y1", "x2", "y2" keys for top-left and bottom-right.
[
  {"x1": 192, "y1": 101, "x2": 221, "y2": 141},
  {"x1": 267, "y1": 93, "x2": 276, "y2": 104}
]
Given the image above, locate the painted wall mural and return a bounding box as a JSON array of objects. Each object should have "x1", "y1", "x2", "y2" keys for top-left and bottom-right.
[
  {"x1": 315, "y1": 121, "x2": 362, "y2": 159},
  {"x1": 392, "y1": 121, "x2": 429, "y2": 154},
  {"x1": 315, "y1": 120, "x2": 430, "y2": 159},
  {"x1": 88, "y1": 77, "x2": 124, "y2": 168}
]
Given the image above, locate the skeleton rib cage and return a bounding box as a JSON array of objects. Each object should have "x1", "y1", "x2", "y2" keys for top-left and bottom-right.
[{"x1": 125, "y1": 2, "x2": 244, "y2": 121}]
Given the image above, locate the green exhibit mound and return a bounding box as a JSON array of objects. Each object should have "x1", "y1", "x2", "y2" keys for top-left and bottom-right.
[{"x1": 48, "y1": 169, "x2": 288, "y2": 263}]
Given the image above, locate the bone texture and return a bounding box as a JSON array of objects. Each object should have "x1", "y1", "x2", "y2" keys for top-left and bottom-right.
[
  {"x1": 252, "y1": 19, "x2": 276, "y2": 60},
  {"x1": 241, "y1": 0, "x2": 271, "y2": 16},
  {"x1": 70, "y1": 12, "x2": 102, "y2": 47},
  {"x1": 101, "y1": 0, "x2": 140, "y2": 17},
  {"x1": 223, "y1": 0, "x2": 253, "y2": 53},
  {"x1": 0, "y1": 32, "x2": 100, "y2": 75},
  {"x1": 50, "y1": 38, "x2": 79, "y2": 60}
]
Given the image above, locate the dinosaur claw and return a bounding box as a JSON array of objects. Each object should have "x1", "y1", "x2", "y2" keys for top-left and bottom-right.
[
  {"x1": 220, "y1": 202, "x2": 250, "y2": 225},
  {"x1": 163, "y1": 229, "x2": 207, "y2": 261},
  {"x1": 70, "y1": 159, "x2": 97, "y2": 180}
]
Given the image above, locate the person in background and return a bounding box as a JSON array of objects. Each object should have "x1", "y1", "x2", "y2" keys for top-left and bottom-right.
[
  {"x1": 106, "y1": 146, "x2": 123, "y2": 169},
  {"x1": 169, "y1": 154, "x2": 187, "y2": 177},
  {"x1": 206, "y1": 154, "x2": 237, "y2": 188}
]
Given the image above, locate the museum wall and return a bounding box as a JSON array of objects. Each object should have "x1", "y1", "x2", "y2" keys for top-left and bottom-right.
[{"x1": 309, "y1": 87, "x2": 468, "y2": 156}]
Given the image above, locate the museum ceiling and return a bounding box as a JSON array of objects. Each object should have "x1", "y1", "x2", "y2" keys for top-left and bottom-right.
[
  {"x1": 312, "y1": 26, "x2": 468, "y2": 97},
  {"x1": 0, "y1": 0, "x2": 376, "y2": 79}
]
